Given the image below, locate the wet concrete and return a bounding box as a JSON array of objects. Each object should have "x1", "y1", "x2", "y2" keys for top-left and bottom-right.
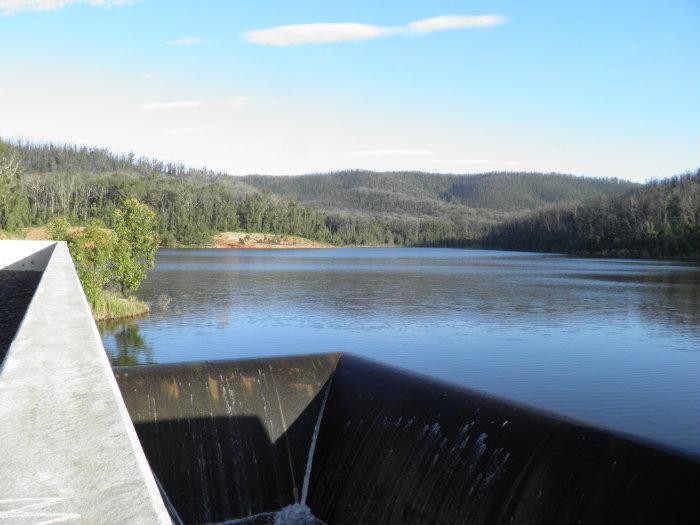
[
  {"x1": 115, "y1": 353, "x2": 700, "y2": 525},
  {"x1": 309, "y1": 355, "x2": 700, "y2": 525},
  {"x1": 114, "y1": 353, "x2": 339, "y2": 524}
]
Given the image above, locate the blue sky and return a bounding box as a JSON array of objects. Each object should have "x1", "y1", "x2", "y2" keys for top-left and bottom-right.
[{"x1": 1, "y1": 0, "x2": 698, "y2": 181}]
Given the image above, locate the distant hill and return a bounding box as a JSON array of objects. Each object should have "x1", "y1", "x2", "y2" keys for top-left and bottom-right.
[
  {"x1": 243, "y1": 170, "x2": 636, "y2": 215},
  {"x1": 484, "y1": 171, "x2": 700, "y2": 258},
  {"x1": 4, "y1": 140, "x2": 652, "y2": 249}
]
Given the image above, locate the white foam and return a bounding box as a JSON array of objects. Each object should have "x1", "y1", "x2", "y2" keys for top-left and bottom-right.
[{"x1": 274, "y1": 504, "x2": 323, "y2": 525}]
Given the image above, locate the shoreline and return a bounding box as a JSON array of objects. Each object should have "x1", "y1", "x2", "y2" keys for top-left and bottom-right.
[
  {"x1": 8, "y1": 227, "x2": 697, "y2": 261},
  {"x1": 91, "y1": 290, "x2": 150, "y2": 321},
  {"x1": 211, "y1": 231, "x2": 335, "y2": 250}
]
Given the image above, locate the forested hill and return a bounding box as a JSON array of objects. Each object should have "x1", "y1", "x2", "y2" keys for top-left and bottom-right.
[
  {"x1": 1, "y1": 141, "x2": 640, "y2": 247},
  {"x1": 484, "y1": 171, "x2": 700, "y2": 258},
  {"x1": 243, "y1": 171, "x2": 635, "y2": 214},
  {"x1": 2, "y1": 140, "x2": 660, "y2": 250}
]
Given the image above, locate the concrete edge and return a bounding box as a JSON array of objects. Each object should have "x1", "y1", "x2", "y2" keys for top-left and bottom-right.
[
  {"x1": 65, "y1": 242, "x2": 174, "y2": 524},
  {"x1": 0, "y1": 241, "x2": 171, "y2": 524}
]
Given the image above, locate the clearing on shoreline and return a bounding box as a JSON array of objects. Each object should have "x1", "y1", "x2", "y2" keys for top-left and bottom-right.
[{"x1": 213, "y1": 232, "x2": 334, "y2": 249}]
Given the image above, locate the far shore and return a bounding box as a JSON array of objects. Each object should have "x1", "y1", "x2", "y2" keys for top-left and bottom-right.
[
  {"x1": 211, "y1": 232, "x2": 335, "y2": 250},
  {"x1": 5, "y1": 227, "x2": 336, "y2": 250}
]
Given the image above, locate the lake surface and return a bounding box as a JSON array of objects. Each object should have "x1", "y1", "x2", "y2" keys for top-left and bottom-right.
[{"x1": 99, "y1": 248, "x2": 700, "y2": 455}]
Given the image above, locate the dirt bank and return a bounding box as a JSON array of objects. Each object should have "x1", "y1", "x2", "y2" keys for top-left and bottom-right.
[{"x1": 213, "y1": 232, "x2": 334, "y2": 249}]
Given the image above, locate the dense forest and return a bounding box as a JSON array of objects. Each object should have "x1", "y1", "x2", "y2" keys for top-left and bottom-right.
[
  {"x1": 1, "y1": 141, "x2": 638, "y2": 247},
  {"x1": 3, "y1": 140, "x2": 697, "y2": 256},
  {"x1": 5, "y1": 141, "x2": 327, "y2": 245},
  {"x1": 484, "y1": 171, "x2": 700, "y2": 258},
  {"x1": 243, "y1": 171, "x2": 635, "y2": 214}
]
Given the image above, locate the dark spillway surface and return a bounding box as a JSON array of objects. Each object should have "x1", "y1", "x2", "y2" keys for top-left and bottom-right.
[
  {"x1": 114, "y1": 354, "x2": 700, "y2": 525},
  {"x1": 0, "y1": 270, "x2": 42, "y2": 363}
]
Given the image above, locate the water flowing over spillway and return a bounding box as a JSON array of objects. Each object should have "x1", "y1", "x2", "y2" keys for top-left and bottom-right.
[
  {"x1": 301, "y1": 375, "x2": 332, "y2": 507},
  {"x1": 114, "y1": 353, "x2": 700, "y2": 524}
]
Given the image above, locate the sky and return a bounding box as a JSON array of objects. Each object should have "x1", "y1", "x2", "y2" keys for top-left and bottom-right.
[{"x1": 0, "y1": 0, "x2": 698, "y2": 181}]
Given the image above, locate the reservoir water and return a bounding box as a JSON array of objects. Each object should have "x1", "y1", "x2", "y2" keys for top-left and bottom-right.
[{"x1": 98, "y1": 248, "x2": 700, "y2": 455}]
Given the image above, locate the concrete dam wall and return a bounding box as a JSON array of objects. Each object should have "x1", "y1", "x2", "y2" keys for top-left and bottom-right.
[{"x1": 114, "y1": 353, "x2": 700, "y2": 525}]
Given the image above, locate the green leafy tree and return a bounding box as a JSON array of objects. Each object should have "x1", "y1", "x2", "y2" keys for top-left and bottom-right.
[
  {"x1": 111, "y1": 198, "x2": 159, "y2": 295},
  {"x1": 69, "y1": 220, "x2": 112, "y2": 305},
  {"x1": 46, "y1": 216, "x2": 71, "y2": 240}
]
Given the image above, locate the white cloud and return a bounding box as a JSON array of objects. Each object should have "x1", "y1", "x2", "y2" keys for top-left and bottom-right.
[
  {"x1": 436, "y1": 158, "x2": 493, "y2": 165},
  {"x1": 243, "y1": 14, "x2": 507, "y2": 47},
  {"x1": 164, "y1": 126, "x2": 220, "y2": 136},
  {"x1": 140, "y1": 72, "x2": 156, "y2": 79},
  {"x1": 406, "y1": 15, "x2": 506, "y2": 34},
  {"x1": 140, "y1": 98, "x2": 253, "y2": 111},
  {"x1": 245, "y1": 23, "x2": 388, "y2": 47},
  {"x1": 0, "y1": 0, "x2": 133, "y2": 15},
  {"x1": 167, "y1": 36, "x2": 206, "y2": 46},
  {"x1": 140, "y1": 100, "x2": 205, "y2": 111},
  {"x1": 349, "y1": 149, "x2": 436, "y2": 157}
]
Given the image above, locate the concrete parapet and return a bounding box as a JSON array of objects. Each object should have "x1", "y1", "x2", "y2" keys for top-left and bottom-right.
[{"x1": 0, "y1": 240, "x2": 170, "y2": 524}]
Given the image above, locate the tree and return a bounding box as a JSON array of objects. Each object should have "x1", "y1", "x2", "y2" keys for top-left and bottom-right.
[
  {"x1": 69, "y1": 220, "x2": 112, "y2": 305},
  {"x1": 111, "y1": 197, "x2": 159, "y2": 295},
  {"x1": 46, "y1": 216, "x2": 71, "y2": 240},
  {"x1": 0, "y1": 142, "x2": 30, "y2": 231}
]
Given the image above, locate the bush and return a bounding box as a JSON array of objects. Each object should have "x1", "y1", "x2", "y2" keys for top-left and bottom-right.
[
  {"x1": 58, "y1": 198, "x2": 160, "y2": 318},
  {"x1": 68, "y1": 220, "x2": 112, "y2": 304},
  {"x1": 46, "y1": 216, "x2": 71, "y2": 240},
  {"x1": 111, "y1": 198, "x2": 159, "y2": 295}
]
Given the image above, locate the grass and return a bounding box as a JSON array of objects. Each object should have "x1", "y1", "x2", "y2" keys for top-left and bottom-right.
[{"x1": 91, "y1": 290, "x2": 149, "y2": 321}]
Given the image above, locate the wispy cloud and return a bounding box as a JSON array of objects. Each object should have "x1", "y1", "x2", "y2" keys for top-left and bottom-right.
[
  {"x1": 140, "y1": 98, "x2": 254, "y2": 111},
  {"x1": 406, "y1": 15, "x2": 504, "y2": 34},
  {"x1": 349, "y1": 149, "x2": 436, "y2": 157},
  {"x1": 0, "y1": 0, "x2": 134, "y2": 15},
  {"x1": 167, "y1": 36, "x2": 206, "y2": 46},
  {"x1": 164, "y1": 126, "x2": 220, "y2": 136},
  {"x1": 436, "y1": 158, "x2": 493, "y2": 165},
  {"x1": 140, "y1": 100, "x2": 205, "y2": 111},
  {"x1": 140, "y1": 72, "x2": 156, "y2": 79},
  {"x1": 244, "y1": 15, "x2": 507, "y2": 47}
]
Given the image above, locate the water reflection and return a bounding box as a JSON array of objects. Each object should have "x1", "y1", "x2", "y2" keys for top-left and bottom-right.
[
  {"x1": 101, "y1": 321, "x2": 154, "y2": 366},
  {"x1": 103, "y1": 249, "x2": 700, "y2": 337},
  {"x1": 97, "y1": 248, "x2": 700, "y2": 454}
]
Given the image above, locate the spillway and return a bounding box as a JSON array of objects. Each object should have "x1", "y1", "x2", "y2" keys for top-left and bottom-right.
[{"x1": 114, "y1": 353, "x2": 700, "y2": 525}]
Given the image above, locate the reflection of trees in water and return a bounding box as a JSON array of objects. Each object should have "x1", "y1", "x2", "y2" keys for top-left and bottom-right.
[
  {"x1": 567, "y1": 270, "x2": 700, "y2": 337},
  {"x1": 640, "y1": 276, "x2": 700, "y2": 337},
  {"x1": 99, "y1": 320, "x2": 154, "y2": 366},
  {"x1": 138, "y1": 255, "x2": 700, "y2": 339}
]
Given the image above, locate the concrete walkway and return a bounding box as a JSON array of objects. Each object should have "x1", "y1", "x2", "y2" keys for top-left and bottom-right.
[{"x1": 0, "y1": 241, "x2": 170, "y2": 524}]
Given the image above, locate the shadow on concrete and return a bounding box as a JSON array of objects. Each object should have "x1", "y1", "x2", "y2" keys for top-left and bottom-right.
[
  {"x1": 1, "y1": 245, "x2": 57, "y2": 365},
  {"x1": 114, "y1": 354, "x2": 338, "y2": 524},
  {"x1": 1, "y1": 243, "x2": 56, "y2": 271},
  {"x1": 0, "y1": 270, "x2": 44, "y2": 365},
  {"x1": 134, "y1": 391, "x2": 327, "y2": 524}
]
